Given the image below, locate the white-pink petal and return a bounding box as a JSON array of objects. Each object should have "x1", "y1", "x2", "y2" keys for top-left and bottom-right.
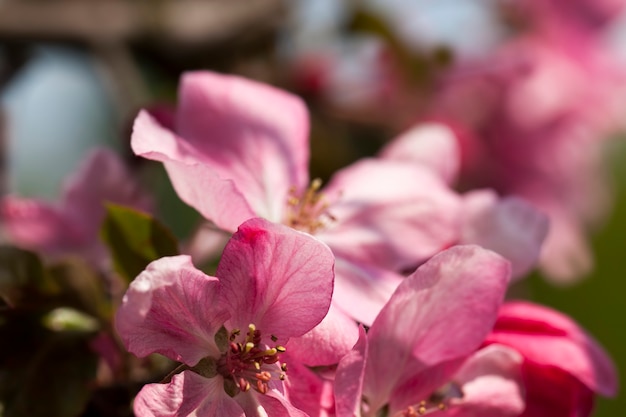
[
  {"x1": 132, "y1": 111, "x2": 257, "y2": 231},
  {"x1": 444, "y1": 345, "x2": 525, "y2": 417},
  {"x1": 115, "y1": 255, "x2": 227, "y2": 365},
  {"x1": 134, "y1": 372, "x2": 244, "y2": 417},
  {"x1": 460, "y1": 190, "x2": 548, "y2": 279},
  {"x1": 319, "y1": 159, "x2": 461, "y2": 272},
  {"x1": 379, "y1": 123, "x2": 460, "y2": 184}
]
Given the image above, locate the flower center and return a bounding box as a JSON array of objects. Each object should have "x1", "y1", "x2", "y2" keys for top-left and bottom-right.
[
  {"x1": 396, "y1": 382, "x2": 463, "y2": 416},
  {"x1": 216, "y1": 324, "x2": 287, "y2": 396},
  {"x1": 286, "y1": 179, "x2": 336, "y2": 234}
]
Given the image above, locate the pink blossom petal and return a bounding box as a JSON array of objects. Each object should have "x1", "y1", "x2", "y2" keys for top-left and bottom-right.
[
  {"x1": 379, "y1": 123, "x2": 460, "y2": 184},
  {"x1": 319, "y1": 159, "x2": 461, "y2": 272},
  {"x1": 176, "y1": 71, "x2": 310, "y2": 222},
  {"x1": 61, "y1": 148, "x2": 152, "y2": 237},
  {"x1": 217, "y1": 218, "x2": 334, "y2": 343},
  {"x1": 460, "y1": 190, "x2": 548, "y2": 279},
  {"x1": 286, "y1": 303, "x2": 359, "y2": 366},
  {"x1": 115, "y1": 255, "x2": 227, "y2": 365},
  {"x1": 538, "y1": 208, "x2": 593, "y2": 284},
  {"x1": 235, "y1": 390, "x2": 309, "y2": 417},
  {"x1": 331, "y1": 257, "x2": 403, "y2": 326},
  {"x1": 388, "y1": 358, "x2": 466, "y2": 415},
  {"x1": 134, "y1": 372, "x2": 243, "y2": 417},
  {"x1": 444, "y1": 345, "x2": 524, "y2": 417},
  {"x1": 132, "y1": 111, "x2": 256, "y2": 231},
  {"x1": 518, "y1": 363, "x2": 594, "y2": 417},
  {"x1": 485, "y1": 301, "x2": 618, "y2": 397},
  {"x1": 1, "y1": 196, "x2": 80, "y2": 254},
  {"x1": 335, "y1": 326, "x2": 368, "y2": 417},
  {"x1": 364, "y1": 246, "x2": 511, "y2": 410},
  {"x1": 283, "y1": 355, "x2": 335, "y2": 417}
]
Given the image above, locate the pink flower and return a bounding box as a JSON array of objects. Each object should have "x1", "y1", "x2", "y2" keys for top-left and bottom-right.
[
  {"x1": 115, "y1": 218, "x2": 335, "y2": 417},
  {"x1": 380, "y1": 123, "x2": 549, "y2": 279},
  {"x1": 1, "y1": 147, "x2": 152, "y2": 266},
  {"x1": 484, "y1": 301, "x2": 618, "y2": 417},
  {"x1": 431, "y1": 35, "x2": 626, "y2": 282},
  {"x1": 333, "y1": 245, "x2": 524, "y2": 417},
  {"x1": 131, "y1": 71, "x2": 461, "y2": 325}
]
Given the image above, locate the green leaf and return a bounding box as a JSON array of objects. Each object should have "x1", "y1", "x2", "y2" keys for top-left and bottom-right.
[
  {"x1": 100, "y1": 204, "x2": 179, "y2": 284},
  {"x1": 0, "y1": 246, "x2": 58, "y2": 308}
]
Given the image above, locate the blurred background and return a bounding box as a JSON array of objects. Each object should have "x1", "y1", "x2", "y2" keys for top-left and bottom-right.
[{"x1": 0, "y1": 1, "x2": 624, "y2": 415}]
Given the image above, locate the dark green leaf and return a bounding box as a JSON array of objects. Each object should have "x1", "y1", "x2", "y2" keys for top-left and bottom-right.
[
  {"x1": 100, "y1": 204, "x2": 179, "y2": 284},
  {"x1": 0, "y1": 246, "x2": 58, "y2": 307}
]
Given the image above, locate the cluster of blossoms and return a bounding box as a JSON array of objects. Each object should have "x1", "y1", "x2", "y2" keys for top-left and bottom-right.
[
  {"x1": 2, "y1": 71, "x2": 614, "y2": 417},
  {"x1": 288, "y1": 0, "x2": 626, "y2": 283}
]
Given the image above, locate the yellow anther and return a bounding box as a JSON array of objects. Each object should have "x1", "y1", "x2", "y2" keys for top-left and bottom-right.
[
  {"x1": 276, "y1": 345, "x2": 286, "y2": 353},
  {"x1": 244, "y1": 342, "x2": 254, "y2": 353},
  {"x1": 264, "y1": 348, "x2": 278, "y2": 356}
]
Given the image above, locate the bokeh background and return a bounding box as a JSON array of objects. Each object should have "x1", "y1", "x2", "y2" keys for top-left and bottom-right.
[{"x1": 0, "y1": 1, "x2": 624, "y2": 416}]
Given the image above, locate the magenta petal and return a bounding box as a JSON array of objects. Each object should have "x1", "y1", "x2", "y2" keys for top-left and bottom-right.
[
  {"x1": 115, "y1": 256, "x2": 227, "y2": 365},
  {"x1": 319, "y1": 159, "x2": 461, "y2": 272},
  {"x1": 335, "y1": 326, "x2": 368, "y2": 417},
  {"x1": 286, "y1": 303, "x2": 359, "y2": 366},
  {"x1": 132, "y1": 111, "x2": 256, "y2": 231},
  {"x1": 379, "y1": 123, "x2": 460, "y2": 184},
  {"x1": 460, "y1": 190, "x2": 548, "y2": 279},
  {"x1": 364, "y1": 246, "x2": 511, "y2": 409},
  {"x1": 486, "y1": 301, "x2": 618, "y2": 397},
  {"x1": 176, "y1": 71, "x2": 310, "y2": 222},
  {"x1": 217, "y1": 218, "x2": 334, "y2": 342},
  {"x1": 445, "y1": 345, "x2": 524, "y2": 417},
  {"x1": 134, "y1": 372, "x2": 243, "y2": 417}
]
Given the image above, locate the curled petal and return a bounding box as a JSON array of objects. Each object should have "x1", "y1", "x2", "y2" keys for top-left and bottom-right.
[
  {"x1": 132, "y1": 111, "x2": 256, "y2": 231},
  {"x1": 444, "y1": 345, "x2": 525, "y2": 417},
  {"x1": 115, "y1": 255, "x2": 227, "y2": 365},
  {"x1": 217, "y1": 218, "x2": 335, "y2": 342},
  {"x1": 364, "y1": 246, "x2": 511, "y2": 409},
  {"x1": 485, "y1": 301, "x2": 618, "y2": 397}
]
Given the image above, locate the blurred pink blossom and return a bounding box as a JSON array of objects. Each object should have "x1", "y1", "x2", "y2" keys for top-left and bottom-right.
[
  {"x1": 0, "y1": 147, "x2": 152, "y2": 266},
  {"x1": 431, "y1": 35, "x2": 626, "y2": 282}
]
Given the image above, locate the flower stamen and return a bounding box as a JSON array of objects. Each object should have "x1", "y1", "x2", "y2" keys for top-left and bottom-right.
[
  {"x1": 286, "y1": 179, "x2": 336, "y2": 233},
  {"x1": 216, "y1": 323, "x2": 288, "y2": 396}
]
